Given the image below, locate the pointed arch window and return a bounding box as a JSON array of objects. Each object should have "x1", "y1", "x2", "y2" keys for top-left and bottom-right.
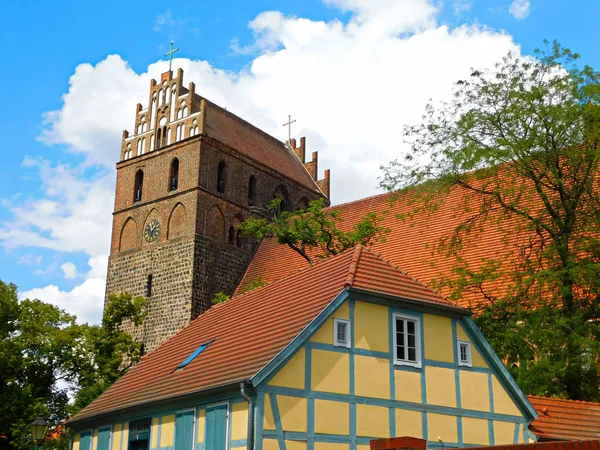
[
  {"x1": 248, "y1": 176, "x2": 256, "y2": 206},
  {"x1": 217, "y1": 161, "x2": 226, "y2": 194},
  {"x1": 134, "y1": 170, "x2": 144, "y2": 203},
  {"x1": 170, "y1": 158, "x2": 179, "y2": 191}
]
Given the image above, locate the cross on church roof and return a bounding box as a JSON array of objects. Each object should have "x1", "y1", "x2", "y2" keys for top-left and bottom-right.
[
  {"x1": 283, "y1": 115, "x2": 296, "y2": 143},
  {"x1": 164, "y1": 41, "x2": 180, "y2": 72}
]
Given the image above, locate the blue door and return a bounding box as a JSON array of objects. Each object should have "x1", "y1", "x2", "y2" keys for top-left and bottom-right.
[
  {"x1": 205, "y1": 405, "x2": 228, "y2": 450},
  {"x1": 79, "y1": 431, "x2": 92, "y2": 450},
  {"x1": 97, "y1": 428, "x2": 111, "y2": 450},
  {"x1": 175, "y1": 411, "x2": 195, "y2": 450}
]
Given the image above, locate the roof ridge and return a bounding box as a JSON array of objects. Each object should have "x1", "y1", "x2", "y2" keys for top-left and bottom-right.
[
  {"x1": 528, "y1": 395, "x2": 600, "y2": 406},
  {"x1": 344, "y1": 245, "x2": 364, "y2": 288},
  {"x1": 329, "y1": 190, "x2": 391, "y2": 209},
  {"x1": 360, "y1": 246, "x2": 453, "y2": 305}
]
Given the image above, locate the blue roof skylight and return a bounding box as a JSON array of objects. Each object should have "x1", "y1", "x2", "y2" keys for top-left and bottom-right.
[{"x1": 176, "y1": 341, "x2": 211, "y2": 369}]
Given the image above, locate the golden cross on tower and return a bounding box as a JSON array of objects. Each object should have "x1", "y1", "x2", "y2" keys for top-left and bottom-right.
[
  {"x1": 283, "y1": 115, "x2": 296, "y2": 143},
  {"x1": 164, "y1": 41, "x2": 180, "y2": 72}
]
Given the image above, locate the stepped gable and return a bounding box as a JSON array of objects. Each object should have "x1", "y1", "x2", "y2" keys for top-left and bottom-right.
[
  {"x1": 528, "y1": 395, "x2": 600, "y2": 440},
  {"x1": 202, "y1": 100, "x2": 324, "y2": 195},
  {"x1": 70, "y1": 246, "x2": 461, "y2": 424},
  {"x1": 236, "y1": 184, "x2": 532, "y2": 308}
]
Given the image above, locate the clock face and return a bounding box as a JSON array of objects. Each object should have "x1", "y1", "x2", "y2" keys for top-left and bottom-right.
[{"x1": 144, "y1": 219, "x2": 161, "y2": 243}]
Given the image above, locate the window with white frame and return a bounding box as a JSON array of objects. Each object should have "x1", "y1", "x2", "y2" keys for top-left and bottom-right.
[
  {"x1": 333, "y1": 318, "x2": 351, "y2": 348},
  {"x1": 457, "y1": 340, "x2": 472, "y2": 367},
  {"x1": 393, "y1": 313, "x2": 421, "y2": 367}
]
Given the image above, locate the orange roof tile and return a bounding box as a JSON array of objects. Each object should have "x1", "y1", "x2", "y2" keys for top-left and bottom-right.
[
  {"x1": 203, "y1": 100, "x2": 324, "y2": 196},
  {"x1": 528, "y1": 395, "x2": 600, "y2": 440},
  {"x1": 237, "y1": 186, "x2": 531, "y2": 309},
  {"x1": 70, "y1": 246, "x2": 461, "y2": 424}
]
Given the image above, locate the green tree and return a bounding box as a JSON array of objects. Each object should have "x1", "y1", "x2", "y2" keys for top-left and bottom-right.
[
  {"x1": 381, "y1": 41, "x2": 600, "y2": 400},
  {"x1": 0, "y1": 280, "x2": 146, "y2": 450},
  {"x1": 241, "y1": 198, "x2": 388, "y2": 265}
]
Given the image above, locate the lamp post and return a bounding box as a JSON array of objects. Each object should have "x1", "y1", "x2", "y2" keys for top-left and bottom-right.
[{"x1": 31, "y1": 415, "x2": 48, "y2": 450}]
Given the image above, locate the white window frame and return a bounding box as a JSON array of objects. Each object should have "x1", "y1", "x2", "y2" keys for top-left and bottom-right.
[
  {"x1": 333, "y1": 318, "x2": 351, "y2": 348},
  {"x1": 393, "y1": 313, "x2": 422, "y2": 368},
  {"x1": 457, "y1": 340, "x2": 472, "y2": 367}
]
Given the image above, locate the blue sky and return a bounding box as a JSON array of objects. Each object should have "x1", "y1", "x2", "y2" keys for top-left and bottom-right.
[{"x1": 0, "y1": 0, "x2": 598, "y2": 323}]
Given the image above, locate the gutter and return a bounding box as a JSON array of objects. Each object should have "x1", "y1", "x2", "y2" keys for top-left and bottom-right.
[{"x1": 240, "y1": 382, "x2": 254, "y2": 450}]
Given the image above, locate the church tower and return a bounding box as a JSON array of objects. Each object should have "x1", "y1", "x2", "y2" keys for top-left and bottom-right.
[{"x1": 105, "y1": 68, "x2": 330, "y2": 353}]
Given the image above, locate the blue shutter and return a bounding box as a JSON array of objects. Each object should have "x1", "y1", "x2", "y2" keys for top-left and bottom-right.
[
  {"x1": 205, "y1": 405, "x2": 228, "y2": 450},
  {"x1": 97, "y1": 428, "x2": 111, "y2": 450},
  {"x1": 174, "y1": 411, "x2": 194, "y2": 450},
  {"x1": 80, "y1": 432, "x2": 92, "y2": 450}
]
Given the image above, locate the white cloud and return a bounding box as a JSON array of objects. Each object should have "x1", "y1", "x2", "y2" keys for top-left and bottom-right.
[
  {"x1": 154, "y1": 10, "x2": 178, "y2": 32},
  {"x1": 509, "y1": 0, "x2": 531, "y2": 19},
  {"x1": 61, "y1": 262, "x2": 78, "y2": 279},
  {"x1": 452, "y1": 0, "x2": 473, "y2": 15},
  {"x1": 10, "y1": 0, "x2": 522, "y2": 324},
  {"x1": 20, "y1": 258, "x2": 106, "y2": 324}
]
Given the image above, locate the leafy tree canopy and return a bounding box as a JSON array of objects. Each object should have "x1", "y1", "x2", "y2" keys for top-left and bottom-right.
[
  {"x1": 0, "y1": 280, "x2": 145, "y2": 450},
  {"x1": 241, "y1": 198, "x2": 389, "y2": 265},
  {"x1": 381, "y1": 41, "x2": 600, "y2": 400}
]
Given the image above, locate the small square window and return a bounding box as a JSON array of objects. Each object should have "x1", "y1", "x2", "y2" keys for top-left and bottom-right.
[
  {"x1": 457, "y1": 340, "x2": 472, "y2": 367},
  {"x1": 333, "y1": 318, "x2": 351, "y2": 348}
]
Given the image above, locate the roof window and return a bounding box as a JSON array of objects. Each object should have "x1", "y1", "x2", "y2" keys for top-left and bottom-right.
[{"x1": 177, "y1": 341, "x2": 212, "y2": 369}]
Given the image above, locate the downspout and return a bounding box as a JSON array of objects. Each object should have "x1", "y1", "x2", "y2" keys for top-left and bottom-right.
[{"x1": 240, "y1": 382, "x2": 254, "y2": 450}]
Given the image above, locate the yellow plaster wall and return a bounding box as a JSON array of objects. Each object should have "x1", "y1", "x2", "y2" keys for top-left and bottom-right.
[
  {"x1": 517, "y1": 424, "x2": 525, "y2": 443},
  {"x1": 494, "y1": 421, "x2": 515, "y2": 444},
  {"x1": 311, "y1": 350, "x2": 350, "y2": 394},
  {"x1": 268, "y1": 348, "x2": 305, "y2": 390},
  {"x1": 427, "y1": 413, "x2": 457, "y2": 443},
  {"x1": 456, "y1": 324, "x2": 488, "y2": 368},
  {"x1": 277, "y1": 395, "x2": 308, "y2": 432},
  {"x1": 425, "y1": 367, "x2": 456, "y2": 407},
  {"x1": 72, "y1": 434, "x2": 81, "y2": 450},
  {"x1": 92, "y1": 429, "x2": 98, "y2": 450},
  {"x1": 310, "y1": 301, "x2": 350, "y2": 345},
  {"x1": 394, "y1": 370, "x2": 422, "y2": 403},
  {"x1": 354, "y1": 301, "x2": 389, "y2": 352},
  {"x1": 196, "y1": 410, "x2": 205, "y2": 443},
  {"x1": 315, "y1": 400, "x2": 349, "y2": 435},
  {"x1": 355, "y1": 355, "x2": 390, "y2": 399},
  {"x1": 356, "y1": 404, "x2": 389, "y2": 438},
  {"x1": 423, "y1": 315, "x2": 454, "y2": 363},
  {"x1": 263, "y1": 439, "x2": 279, "y2": 450},
  {"x1": 231, "y1": 402, "x2": 248, "y2": 440},
  {"x1": 112, "y1": 424, "x2": 122, "y2": 450},
  {"x1": 357, "y1": 446, "x2": 370, "y2": 450},
  {"x1": 395, "y1": 409, "x2": 422, "y2": 438},
  {"x1": 315, "y1": 444, "x2": 349, "y2": 450},
  {"x1": 286, "y1": 441, "x2": 308, "y2": 450},
  {"x1": 263, "y1": 395, "x2": 276, "y2": 430},
  {"x1": 462, "y1": 418, "x2": 489, "y2": 445},
  {"x1": 151, "y1": 418, "x2": 159, "y2": 448},
  {"x1": 460, "y1": 371, "x2": 491, "y2": 412},
  {"x1": 160, "y1": 415, "x2": 175, "y2": 448},
  {"x1": 491, "y1": 376, "x2": 521, "y2": 416}
]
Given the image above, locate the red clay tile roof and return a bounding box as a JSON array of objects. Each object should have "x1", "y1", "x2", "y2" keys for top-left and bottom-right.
[
  {"x1": 70, "y1": 246, "x2": 461, "y2": 424},
  {"x1": 453, "y1": 440, "x2": 600, "y2": 450},
  {"x1": 203, "y1": 100, "x2": 323, "y2": 195},
  {"x1": 528, "y1": 395, "x2": 600, "y2": 441},
  {"x1": 236, "y1": 186, "x2": 530, "y2": 309}
]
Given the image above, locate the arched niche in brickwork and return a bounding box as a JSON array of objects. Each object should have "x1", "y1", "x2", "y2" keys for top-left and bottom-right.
[
  {"x1": 228, "y1": 214, "x2": 244, "y2": 248},
  {"x1": 168, "y1": 203, "x2": 187, "y2": 239},
  {"x1": 205, "y1": 204, "x2": 225, "y2": 241},
  {"x1": 296, "y1": 196, "x2": 309, "y2": 211},
  {"x1": 273, "y1": 184, "x2": 291, "y2": 212},
  {"x1": 119, "y1": 217, "x2": 137, "y2": 252}
]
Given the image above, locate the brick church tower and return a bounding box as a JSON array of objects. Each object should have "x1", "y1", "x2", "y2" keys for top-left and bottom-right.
[{"x1": 105, "y1": 68, "x2": 330, "y2": 353}]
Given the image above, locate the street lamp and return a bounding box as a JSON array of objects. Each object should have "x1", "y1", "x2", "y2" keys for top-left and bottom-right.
[{"x1": 31, "y1": 415, "x2": 48, "y2": 450}]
